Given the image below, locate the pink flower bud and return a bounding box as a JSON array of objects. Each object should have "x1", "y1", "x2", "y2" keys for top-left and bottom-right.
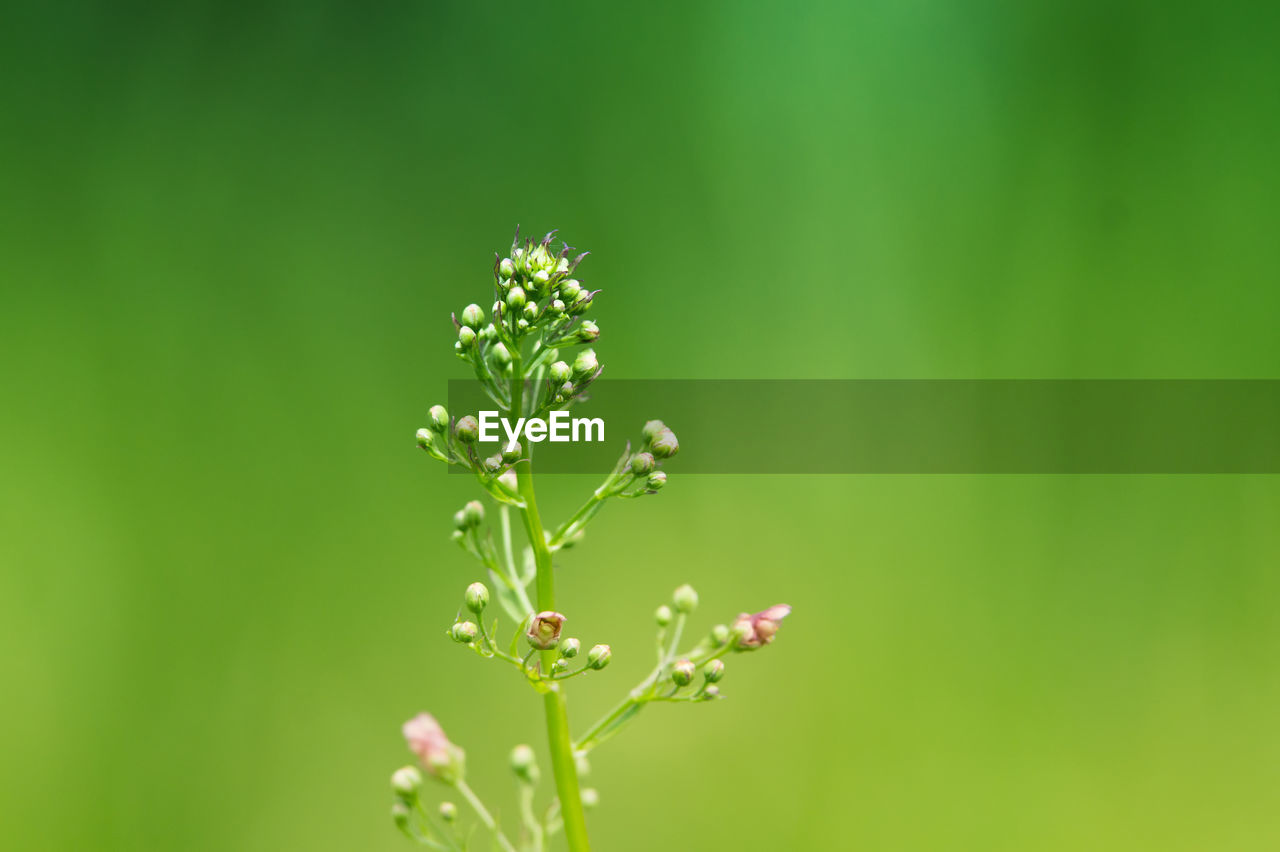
[
  {"x1": 402, "y1": 713, "x2": 465, "y2": 781},
  {"x1": 526, "y1": 611, "x2": 567, "y2": 650},
  {"x1": 731, "y1": 604, "x2": 792, "y2": 650}
]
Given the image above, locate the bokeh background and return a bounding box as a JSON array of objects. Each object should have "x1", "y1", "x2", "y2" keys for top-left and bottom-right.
[{"x1": 3, "y1": 2, "x2": 1279, "y2": 850}]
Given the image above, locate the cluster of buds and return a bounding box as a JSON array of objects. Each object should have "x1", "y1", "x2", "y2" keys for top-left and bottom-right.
[
  {"x1": 416, "y1": 406, "x2": 522, "y2": 505},
  {"x1": 525, "y1": 611, "x2": 612, "y2": 677}
]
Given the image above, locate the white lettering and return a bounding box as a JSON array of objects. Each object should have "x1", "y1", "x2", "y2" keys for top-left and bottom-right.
[
  {"x1": 573, "y1": 417, "x2": 605, "y2": 442},
  {"x1": 501, "y1": 416, "x2": 525, "y2": 450},
  {"x1": 471, "y1": 411, "x2": 605, "y2": 445},
  {"x1": 550, "y1": 410, "x2": 570, "y2": 442},
  {"x1": 479, "y1": 410, "x2": 500, "y2": 442}
]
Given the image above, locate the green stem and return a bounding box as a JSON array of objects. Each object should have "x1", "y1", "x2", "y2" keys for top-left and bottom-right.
[
  {"x1": 455, "y1": 780, "x2": 518, "y2": 852},
  {"x1": 510, "y1": 354, "x2": 592, "y2": 852}
]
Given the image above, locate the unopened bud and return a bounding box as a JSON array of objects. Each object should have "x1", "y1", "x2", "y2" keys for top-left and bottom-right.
[
  {"x1": 455, "y1": 416, "x2": 479, "y2": 443},
  {"x1": 581, "y1": 788, "x2": 600, "y2": 808},
  {"x1": 449, "y1": 621, "x2": 479, "y2": 644},
  {"x1": 587, "y1": 644, "x2": 612, "y2": 670},
  {"x1": 577, "y1": 320, "x2": 600, "y2": 342},
  {"x1": 478, "y1": 323, "x2": 497, "y2": 342},
  {"x1": 651, "y1": 427, "x2": 679, "y2": 459},
  {"x1": 458, "y1": 326, "x2": 476, "y2": 348},
  {"x1": 461, "y1": 304, "x2": 484, "y2": 329},
  {"x1": 711, "y1": 624, "x2": 730, "y2": 647},
  {"x1": 570, "y1": 288, "x2": 592, "y2": 313},
  {"x1": 391, "y1": 766, "x2": 423, "y2": 801},
  {"x1": 464, "y1": 582, "x2": 489, "y2": 614},
  {"x1": 483, "y1": 454, "x2": 502, "y2": 473},
  {"x1": 438, "y1": 802, "x2": 458, "y2": 823},
  {"x1": 463, "y1": 500, "x2": 484, "y2": 527},
  {"x1": 549, "y1": 299, "x2": 566, "y2": 315},
  {"x1": 516, "y1": 318, "x2": 530, "y2": 333},
  {"x1": 549, "y1": 360, "x2": 571, "y2": 383},
  {"x1": 498, "y1": 469, "x2": 518, "y2": 496},
  {"x1": 552, "y1": 658, "x2": 569, "y2": 674},
  {"x1": 509, "y1": 744, "x2": 539, "y2": 784},
  {"x1": 703, "y1": 659, "x2": 725, "y2": 683},
  {"x1": 673, "y1": 584, "x2": 699, "y2": 614},
  {"x1": 506, "y1": 287, "x2": 527, "y2": 310},
  {"x1": 703, "y1": 685, "x2": 721, "y2": 700},
  {"x1": 498, "y1": 258, "x2": 516, "y2": 279},
  {"x1": 647, "y1": 471, "x2": 667, "y2": 491},
  {"x1": 641, "y1": 420, "x2": 666, "y2": 443},
  {"x1": 526, "y1": 611, "x2": 566, "y2": 650},
  {"x1": 428, "y1": 405, "x2": 450, "y2": 432},
  {"x1": 391, "y1": 801, "x2": 412, "y2": 831},
  {"x1": 531, "y1": 269, "x2": 551, "y2": 289},
  {"x1": 416, "y1": 428, "x2": 435, "y2": 451},
  {"x1": 671, "y1": 659, "x2": 696, "y2": 687},
  {"x1": 523, "y1": 303, "x2": 538, "y2": 322},
  {"x1": 629, "y1": 452, "x2": 655, "y2": 475},
  {"x1": 560, "y1": 279, "x2": 581, "y2": 299},
  {"x1": 452, "y1": 510, "x2": 468, "y2": 531},
  {"x1": 573, "y1": 349, "x2": 599, "y2": 378},
  {"x1": 502, "y1": 441, "x2": 522, "y2": 464},
  {"x1": 559, "y1": 637, "x2": 581, "y2": 658},
  {"x1": 490, "y1": 342, "x2": 512, "y2": 366},
  {"x1": 655, "y1": 605, "x2": 673, "y2": 627}
]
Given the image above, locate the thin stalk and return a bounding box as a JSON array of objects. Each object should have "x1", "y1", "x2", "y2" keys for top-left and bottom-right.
[
  {"x1": 510, "y1": 353, "x2": 592, "y2": 852},
  {"x1": 455, "y1": 780, "x2": 518, "y2": 852}
]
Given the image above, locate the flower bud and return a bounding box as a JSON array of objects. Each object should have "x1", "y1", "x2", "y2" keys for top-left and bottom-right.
[
  {"x1": 573, "y1": 348, "x2": 599, "y2": 378},
  {"x1": 711, "y1": 624, "x2": 730, "y2": 647},
  {"x1": 560, "y1": 279, "x2": 581, "y2": 299},
  {"x1": 428, "y1": 405, "x2": 450, "y2": 432},
  {"x1": 673, "y1": 584, "x2": 699, "y2": 614},
  {"x1": 478, "y1": 323, "x2": 498, "y2": 343},
  {"x1": 450, "y1": 529, "x2": 463, "y2": 544},
  {"x1": 391, "y1": 801, "x2": 412, "y2": 831},
  {"x1": 391, "y1": 766, "x2": 423, "y2": 801},
  {"x1": 449, "y1": 621, "x2": 479, "y2": 644},
  {"x1": 439, "y1": 801, "x2": 458, "y2": 823},
  {"x1": 577, "y1": 320, "x2": 600, "y2": 342},
  {"x1": 490, "y1": 342, "x2": 512, "y2": 367},
  {"x1": 703, "y1": 685, "x2": 721, "y2": 700},
  {"x1": 651, "y1": 427, "x2": 679, "y2": 459},
  {"x1": 647, "y1": 471, "x2": 667, "y2": 491},
  {"x1": 523, "y1": 303, "x2": 538, "y2": 322},
  {"x1": 497, "y1": 469, "x2": 518, "y2": 496},
  {"x1": 581, "y1": 788, "x2": 600, "y2": 808},
  {"x1": 461, "y1": 304, "x2": 484, "y2": 329},
  {"x1": 403, "y1": 713, "x2": 465, "y2": 782},
  {"x1": 655, "y1": 604, "x2": 673, "y2": 627},
  {"x1": 732, "y1": 604, "x2": 792, "y2": 651},
  {"x1": 526, "y1": 611, "x2": 566, "y2": 650},
  {"x1": 559, "y1": 637, "x2": 581, "y2": 658},
  {"x1": 509, "y1": 744, "x2": 539, "y2": 784},
  {"x1": 458, "y1": 326, "x2": 476, "y2": 348},
  {"x1": 587, "y1": 644, "x2": 612, "y2": 670},
  {"x1": 506, "y1": 287, "x2": 527, "y2": 310},
  {"x1": 671, "y1": 659, "x2": 696, "y2": 687},
  {"x1": 549, "y1": 360, "x2": 571, "y2": 383},
  {"x1": 463, "y1": 500, "x2": 484, "y2": 527},
  {"x1": 556, "y1": 381, "x2": 575, "y2": 402},
  {"x1": 549, "y1": 299, "x2": 566, "y2": 315},
  {"x1": 569, "y1": 288, "x2": 592, "y2": 313},
  {"x1": 502, "y1": 441, "x2": 522, "y2": 464},
  {"x1": 416, "y1": 428, "x2": 435, "y2": 451},
  {"x1": 531, "y1": 269, "x2": 551, "y2": 289},
  {"x1": 499, "y1": 258, "x2": 516, "y2": 279},
  {"x1": 641, "y1": 419, "x2": 666, "y2": 443},
  {"x1": 464, "y1": 582, "x2": 489, "y2": 614},
  {"x1": 703, "y1": 659, "x2": 725, "y2": 683},
  {"x1": 483, "y1": 454, "x2": 502, "y2": 473},
  {"x1": 627, "y1": 452, "x2": 655, "y2": 475},
  {"x1": 455, "y1": 416, "x2": 479, "y2": 443},
  {"x1": 452, "y1": 510, "x2": 468, "y2": 531},
  {"x1": 551, "y1": 658, "x2": 569, "y2": 674}
]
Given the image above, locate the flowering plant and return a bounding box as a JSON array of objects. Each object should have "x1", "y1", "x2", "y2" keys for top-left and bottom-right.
[{"x1": 389, "y1": 230, "x2": 791, "y2": 851}]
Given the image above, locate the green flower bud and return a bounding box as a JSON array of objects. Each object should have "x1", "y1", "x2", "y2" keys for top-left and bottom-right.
[
  {"x1": 559, "y1": 637, "x2": 581, "y2": 658},
  {"x1": 703, "y1": 685, "x2": 721, "y2": 700},
  {"x1": 450, "y1": 529, "x2": 464, "y2": 544},
  {"x1": 703, "y1": 659, "x2": 725, "y2": 683},
  {"x1": 586, "y1": 643, "x2": 612, "y2": 669},
  {"x1": 529, "y1": 244, "x2": 552, "y2": 271},
  {"x1": 711, "y1": 624, "x2": 730, "y2": 647},
  {"x1": 463, "y1": 500, "x2": 484, "y2": 527},
  {"x1": 531, "y1": 269, "x2": 551, "y2": 289},
  {"x1": 556, "y1": 381, "x2": 575, "y2": 401},
  {"x1": 499, "y1": 258, "x2": 516, "y2": 279},
  {"x1": 573, "y1": 348, "x2": 599, "y2": 378},
  {"x1": 458, "y1": 326, "x2": 476, "y2": 348},
  {"x1": 577, "y1": 320, "x2": 600, "y2": 342},
  {"x1": 478, "y1": 323, "x2": 498, "y2": 343},
  {"x1": 464, "y1": 582, "x2": 489, "y2": 614},
  {"x1": 455, "y1": 416, "x2": 479, "y2": 443},
  {"x1": 647, "y1": 471, "x2": 668, "y2": 491},
  {"x1": 497, "y1": 469, "x2": 518, "y2": 497},
  {"x1": 511, "y1": 246, "x2": 526, "y2": 270},
  {"x1": 391, "y1": 801, "x2": 411, "y2": 831},
  {"x1": 452, "y1": 510, "x2": 468, "y2": 531},
  {"x1": 439, "y1": 801, "x2": 458, "y2": 823},
  {"x1": 509, "y1": 744, "x2": 539, "y2": 784},
  {"x1": 560, "y1": 279, "x2": 581, "y2": 299},
  {"x1": 549, "y1": 360, "x2": 572, "y2": 383},
  {"x1": 651, "y1": 427, "x2": 679, "y2": 459},
  {"x1": 516, "y1": 318, "x2": 530, "y2": 333},
  {"x1": 428, "y1": 405, "x2": 450, "y2": 432},
  {"x1": 569, "y1": 288, "x2": 592, "y2": 314},
  {"x1": 461, "y1": 304, "x2": 484, "y2": 329},
  {"x1": 523, "y1": 303, "x2": 538, "y2": 322},
  {"x1": 506, "y1": 287, "x2": 527, "y2": 310},
  {"x1": 416, "y1": 428, "x2": 435, "y2": 451},
  {"x1": 449, "y1": 621, "x2": 479, "y2": 644},
  {"x1": 628, "y1": 452, "x2": 654, "y2": 476},
  {"x1": 483, "y1": 454, "x2": 502, "y2": 473},
  {"x1": 492, "y1": 300, "x2": 504, "y2": 317},
  {"x1": 655, "y1": 604, "x2": 673, "y2": 627},
  {"x1": 391, "y1": 766, "x2": 423, "y2": 801},
  {"x1": 671, "y1": 659, "x2": 696, "y2": 687},
  {"x1": 673, "y1": 583, "x2": 699, "y2": 614},
  {"x1": 549, "y1": 299, "x2": 566, "y2": 315},
  {"x1": 641, "y1": 419, "x2": 666, "y2": 443},
  {"x1": 581, "y1": 788, "x2": 600, "y2": 808},
  {"x1": 502, "y1": 441, "x2": 522, "y2": 464},
  {"x1": 490, "y1": 342, "x2": 512, "y2": 367},
  {"x1": 552, "y1": 658, "x2": 570, "y2": 674}
]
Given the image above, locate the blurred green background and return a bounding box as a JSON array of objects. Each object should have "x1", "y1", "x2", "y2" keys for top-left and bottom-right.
[{"x1": 2, "y1": 1, "x2": 1278, "y2": 849}]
